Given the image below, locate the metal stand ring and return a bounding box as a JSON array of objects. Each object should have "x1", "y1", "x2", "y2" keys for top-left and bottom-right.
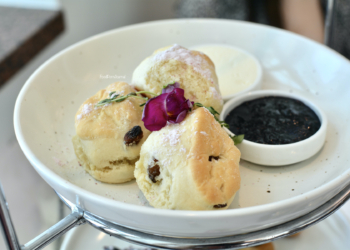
[{"x1": 58, "y1": 181, "x2": 350, "y2": 250}]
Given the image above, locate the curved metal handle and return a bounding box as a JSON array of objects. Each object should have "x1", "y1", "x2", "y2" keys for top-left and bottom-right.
[
  {"x1": 3, "y1": 178, "x2": 350, "y2": 250},
  {"x1": 0, "y1": 181, "x2": 85, "y2": 250},
  {"x1": 58, "y1": 182, "x2": 350, "y2": 250},
  {"x1": 0, "y1": 182, "x2": 21, "y2": 250}
]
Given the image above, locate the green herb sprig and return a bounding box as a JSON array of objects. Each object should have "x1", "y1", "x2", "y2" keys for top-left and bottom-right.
[
  {"x1": 230, "y1": 134, "x2": 244, "y2": 145},
  {"x1": 95, "y1": 90, "x2": 157, "y2": 107},
  {"x1": 95, "y1": 87, "x2": 244, "y2": 145}
]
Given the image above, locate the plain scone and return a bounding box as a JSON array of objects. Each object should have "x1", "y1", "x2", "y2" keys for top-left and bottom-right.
[
  {"x1": 134, "y1": 107, "x2": 241, "y2": 210},
  {"x1": 72, "y1": 82, "x2": 150, "y2": 183},
  {"x1": 132, "y1": 44, "x2": 224, "y2": 113}
]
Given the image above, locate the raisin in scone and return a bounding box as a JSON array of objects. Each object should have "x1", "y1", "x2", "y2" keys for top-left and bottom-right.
[
  {"x1": 134, "y1": 107, "x2": 241, "y2": 210},
  {"x1": 72, "y1": 82, "x2": 151, "y2": 183},
  {"x1": 132, "y1": 44, "x2": 223, "y2": 113}
]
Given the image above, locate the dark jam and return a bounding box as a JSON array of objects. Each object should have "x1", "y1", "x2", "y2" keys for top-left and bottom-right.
[{"x1": 224, "y1": 96, "x2": 321, "y2": 145}]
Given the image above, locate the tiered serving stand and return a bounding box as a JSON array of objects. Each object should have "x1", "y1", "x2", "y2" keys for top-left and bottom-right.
[
  {"x1": 1, "y1": 182, "x2": 350, "y2": 250},
  {"x1": 2, "y1": 1, "x2": 347, "y2": 249}
]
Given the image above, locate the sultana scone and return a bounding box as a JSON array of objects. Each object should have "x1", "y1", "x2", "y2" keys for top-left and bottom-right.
[
  {"x1": 131, "y1": 44, "x2": 223, "y2": 113},
  {"x1": 134, "y1": 107, "x2": 241, "y2": 210},
  {"x1": 72, "y1": 82, "x2": 151, "y2": 183}
]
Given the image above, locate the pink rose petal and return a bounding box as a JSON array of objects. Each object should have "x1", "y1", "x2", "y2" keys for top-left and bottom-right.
[
  {"x1": 142, "y1": 93, "x2": 168, "y2": 131},
  {"x1": 175, "y1": 110, "x2": 187, "y2": 123},
  {"x1": 142, "y1": 84, "x2": 192, "y2": 131}
]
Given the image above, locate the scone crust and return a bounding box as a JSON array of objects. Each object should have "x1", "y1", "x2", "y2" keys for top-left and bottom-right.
[
  {"x1": 73, "y1": 82, "x2": 150, "y2": 183},
  {"x1": 189, "y1": 108, "x2": 241, "y2": 206},
  {"x1": 135, "y1": 107, "x2": 240, "y2": 210},
  {"x1": 132, "y1": 44, "x2": 223, "y2": 113}
]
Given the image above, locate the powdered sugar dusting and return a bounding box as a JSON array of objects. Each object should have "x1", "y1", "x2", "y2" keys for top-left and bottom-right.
[
  {"x1": 210, "y1": 87, "x2": 222, "y2": 100},
  {"x1": 161, "y1": 159, "x2": 170, "y2": 167},
  {"x1": 202, "y1": 107, "x2": 215, "y2": 118},
  {"x1": 200, "y1": 131, "x2": 208, "y2": 136},
  {"x1": 153, "y1": 44, "x2": 213, "y2": 81},
  {"x1": 162, "y1": 128, "x2": 181, "y2": 146},
  {"x1": 77, "y1": 103, "x2": 94, "y2": 120}
]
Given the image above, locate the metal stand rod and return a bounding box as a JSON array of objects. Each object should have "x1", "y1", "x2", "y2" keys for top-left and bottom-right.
[
  {"x1": 55, "y1": 199, "x2": 66, "y2": 250},
  {"x1": 21, "y1": 210, "x2": 85, "y2": 250},
  {"x1": 0, "y1": 182, "x2": 21, "y2": 250},
  {"x1": 0, "y1": 181, "x2": 86, "y2": 250}
]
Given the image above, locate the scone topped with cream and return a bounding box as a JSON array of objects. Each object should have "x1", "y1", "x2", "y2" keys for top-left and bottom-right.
[
  {"x1": 134, "y1": 107, "x2": 241, "y2": 210},
  {"x1": 132, "y1": 44, "x2": 223, "y2": 113},
  {"x1": 72, "y1": 82, "x2": 151, "y2": 184}
]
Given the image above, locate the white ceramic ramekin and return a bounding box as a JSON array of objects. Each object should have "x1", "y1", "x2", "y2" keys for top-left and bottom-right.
[{"x1": 220, "y1": 90, "x2": 327, "y2": 166}]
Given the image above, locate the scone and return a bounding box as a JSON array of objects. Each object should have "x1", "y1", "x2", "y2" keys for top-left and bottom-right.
[
  {"x1": 72, "y1": 82, "x2": 151, "y2": 183},
  {"x1": 134, "y1": 107, "x2": 241, "y2": 210},
  {"x1": 132, "y1": 44, "x2": 224, "y2": 113}
]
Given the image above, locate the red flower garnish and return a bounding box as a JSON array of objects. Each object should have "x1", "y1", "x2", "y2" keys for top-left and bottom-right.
[
  {"x1": 96, "y1": 82, "x2": 244, "y2": 143},
  {"x1": 141, "y1": 94, "x2": 168, "y2": 131},
  {"x1": 142, "y1": 82, "x2": 193, "y2": 131}
]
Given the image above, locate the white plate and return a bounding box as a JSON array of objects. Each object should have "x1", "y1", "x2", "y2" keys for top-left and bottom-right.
[
  {"x1": 14, "y1": 19, "x2": 350, "y2": 237},
  {"x1": 60, "y1": 211, "x2": 350, "y2": 250}
]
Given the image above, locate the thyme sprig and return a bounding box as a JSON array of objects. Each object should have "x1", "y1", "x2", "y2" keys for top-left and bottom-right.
[
  {"x1": 230, "y1": 134, "x2": 245, "y2": 145},
  {"x1": 95, "y1": 87, "x2": 244, "y2": 145},
  {"x1": 95, "y1": 90, "x2": 157, "y2": 107}
]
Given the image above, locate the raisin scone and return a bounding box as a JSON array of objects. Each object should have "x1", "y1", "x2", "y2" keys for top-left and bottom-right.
[
  {"x1": 72, "y1": 82, "x2": 151, "y2": 183},
  {"x1": 134, "y1": 107, "x2": 240, "y2": 210},
  {"x1": 131, "y1": 44, "x2": 224, "y2": 113}
]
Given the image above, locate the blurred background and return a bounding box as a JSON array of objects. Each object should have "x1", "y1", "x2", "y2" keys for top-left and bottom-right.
[{"x1": 0, "y1": 0, "x2": 349, "y2": 249}]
